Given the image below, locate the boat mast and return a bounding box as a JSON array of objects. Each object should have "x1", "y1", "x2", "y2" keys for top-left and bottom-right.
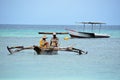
[
  {"x1": 91, "y1": 23, "x2": 94, "y2": 32},
  {"x1": 83, "y1": 23, "x2": 86, "y2": 31},
  {"x1": 99, "y1": 24, "x2": 101, "y2": 33}
]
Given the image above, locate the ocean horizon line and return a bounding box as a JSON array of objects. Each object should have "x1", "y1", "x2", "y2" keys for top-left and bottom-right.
[{"x1": 0, "y1": 24, "x2": 120, "y2": 26}]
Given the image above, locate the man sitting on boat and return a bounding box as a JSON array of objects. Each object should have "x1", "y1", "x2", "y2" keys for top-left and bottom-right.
[
  {"x1": 40, "y1": 35, "x2": 49, "y2": 49},
  {"x1": 50, "y1": 32, "x2": 59, "y2": 47}
]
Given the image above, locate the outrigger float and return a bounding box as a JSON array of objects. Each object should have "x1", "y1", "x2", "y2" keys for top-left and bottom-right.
[{"x1": 7, "y1": 46, "x2": 88, "y2": 55}]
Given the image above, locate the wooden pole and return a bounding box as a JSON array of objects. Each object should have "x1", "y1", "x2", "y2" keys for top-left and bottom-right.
[
  {"x1": 38, "y1": 32, "x2": 68, "y2": 34},
  {"x1": 91, "y1": 24, "x2": 94, "y2": 32},
  {"x1": 99, "y1": 24, "x2": 101, "y2": 33},
  {"x1": 83, "y1": 23, "x2": 85, "y2": 31}
]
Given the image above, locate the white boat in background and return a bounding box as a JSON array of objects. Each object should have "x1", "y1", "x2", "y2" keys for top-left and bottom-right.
[{"x1": 67, "y1": 22, "x2": 110, "y2": 38}]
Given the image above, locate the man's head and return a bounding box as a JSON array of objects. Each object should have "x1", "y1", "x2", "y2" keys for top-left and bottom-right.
[
  {"x1": 53, "y1": 32, "x2": 56, "y2": 38},
  {"x1": 42, "y1": 35, "x2": 47, "y2": 40}
]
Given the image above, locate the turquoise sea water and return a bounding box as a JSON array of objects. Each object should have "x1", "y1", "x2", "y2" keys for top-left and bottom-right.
[
  {"x1": 0, "y1": 25, "x2": 120, "y2": 80},
  {"x1": 0, "y1": 24, "x2": 120, "y2": 38}
]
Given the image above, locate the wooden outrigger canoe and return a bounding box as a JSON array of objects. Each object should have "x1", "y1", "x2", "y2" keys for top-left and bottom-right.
[{"x1": 7, "y1": 46, "x2": 87, "y2": 55}]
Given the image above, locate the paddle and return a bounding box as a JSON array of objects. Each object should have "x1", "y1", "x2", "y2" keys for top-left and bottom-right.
[
  {"x1": 65, "y1": 28, "x2": 79, "y2": 33},
  {"x1": 65, "y1": 28, "x2": 81, "y2": 37}
]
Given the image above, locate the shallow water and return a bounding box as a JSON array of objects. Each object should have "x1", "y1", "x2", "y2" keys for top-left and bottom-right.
[
  {"x1": 0, "y1": 25, "x2": 120, "y2": 80},
  {"x1": 0, "y1": 37, "x2": 120, "y2": 80}
]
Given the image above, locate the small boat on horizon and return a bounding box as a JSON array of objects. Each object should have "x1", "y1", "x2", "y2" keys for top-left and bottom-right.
[{"x1": 67, "y1": 22, "x2": 110, "y2": 38}]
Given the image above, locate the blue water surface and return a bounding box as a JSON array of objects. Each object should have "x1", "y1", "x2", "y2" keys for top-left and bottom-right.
[
  {"x1": 0, "y1": 24, "x2": 120, "y2": 38},
  {"x1": 0, "y1": 25, "x2": 120, "y2": 80}
]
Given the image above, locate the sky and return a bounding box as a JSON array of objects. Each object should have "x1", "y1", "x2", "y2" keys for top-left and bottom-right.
[{"x1": 0, "y1": 0, "x2": 120, "y2": 25}]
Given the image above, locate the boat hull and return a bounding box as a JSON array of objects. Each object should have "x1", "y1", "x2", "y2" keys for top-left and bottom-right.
[
  {"x1": 34, "y1": 46, "x2": 58, "y2": 55},
  {"x1": 69, "y1": 32, "x2": 110, "y2": 38},
  {"x1": 39, "y1": 50, "x2": 58, "y2": 55},
  {"x1": 69, "y1": 32, "x2": 94, "y2": 38}
]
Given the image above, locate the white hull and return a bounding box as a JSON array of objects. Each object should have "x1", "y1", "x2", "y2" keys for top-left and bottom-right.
[{"x1": 69, "y1": 31, "x2": 110, "y2": 38}]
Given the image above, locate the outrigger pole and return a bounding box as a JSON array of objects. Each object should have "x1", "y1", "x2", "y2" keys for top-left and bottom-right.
[
  {"x1": 38, "y1": 32, "x2": 68, "y2": 34},
  {"x1": 7, "y1": 46, "x2": 87, "y2": 55}
]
